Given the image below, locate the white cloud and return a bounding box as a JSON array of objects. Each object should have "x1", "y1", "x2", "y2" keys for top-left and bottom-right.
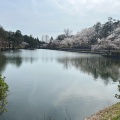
[
  {"x1": 50, "y1": 0, "x2": 120, "y2": 16},
  {"x1": 0, "y1": 0, "x2": 120, "y2": 38}
]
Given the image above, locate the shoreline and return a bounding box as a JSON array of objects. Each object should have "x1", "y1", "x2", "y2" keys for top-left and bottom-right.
[
  {"x1": 0, "y1": 47, "x2": 120, "y2": 58},
  {"x1": 84, "y1": 102, "x2": 120, "y2": 120},
  {"x1": 46, "y1": 47, "x2": 120, "y2": 58}
]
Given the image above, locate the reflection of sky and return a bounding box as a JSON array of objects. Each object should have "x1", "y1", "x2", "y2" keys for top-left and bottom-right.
[
  {"x1": 1, "y1": 49, "x2": 119, "y2": 120},
  {"x1": 56, "y1": 53, "x2": 120, "y2": 83}
]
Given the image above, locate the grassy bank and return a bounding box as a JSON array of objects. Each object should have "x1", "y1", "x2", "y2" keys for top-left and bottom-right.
[{"x1": 85, "y1": 102, "x2": 120, "y2": 120}]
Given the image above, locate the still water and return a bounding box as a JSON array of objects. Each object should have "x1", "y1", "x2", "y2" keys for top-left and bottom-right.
[{"x1": 0, "y1": 49, "x2": 120, "y2": 120}]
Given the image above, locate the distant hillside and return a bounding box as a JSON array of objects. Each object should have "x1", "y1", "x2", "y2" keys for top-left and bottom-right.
[
  {"x1": 0, "y1": 26, "x2": 43, "y2": 50},
  {"x1": 49, "y1": 17, "x2": 120, "y2": 51}
]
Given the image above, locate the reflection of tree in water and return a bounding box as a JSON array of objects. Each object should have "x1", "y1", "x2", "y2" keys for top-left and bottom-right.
[
  {"x1": 0, "y1": 75, "x2": 9, "y2": 115},
  {"x1": 0, "y1": 53, "x2": 7, "y2": 73},
  {"x1": 6, "y1": 56, "x2": 22, "y2": 67},
  {"x1": 0, "y1": 53, "x2": 22, "y2": 73},
  {"x1": 57, "y1": 55, "x2": 120, "y2": 84},
  {"x1": 0, "y1": 52, "x2": 38, "y2": 73}
]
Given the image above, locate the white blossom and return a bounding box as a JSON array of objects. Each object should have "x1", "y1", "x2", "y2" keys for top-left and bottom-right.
[{"x1": 52, "y1": 25, "x2": 120, "y2": 50}]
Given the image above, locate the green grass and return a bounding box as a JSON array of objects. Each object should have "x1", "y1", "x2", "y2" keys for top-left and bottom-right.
[
  {"x1": 0, "y1": 75, "x2": 9, "y2": 114},
  {"x1": 100, "y1": 102, "x2": 120, "y2": 120},
  {"x1": 112, "y1": 115, "x2": 120, "y2": 120},
  {"x1": 85, "y1": 102, "x2": 120, "y2": 120}
]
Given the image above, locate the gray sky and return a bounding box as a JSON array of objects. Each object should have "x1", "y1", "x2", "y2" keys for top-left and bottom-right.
[{"x1": 0, "y1": 0, "x2": 120, "y2": 40}]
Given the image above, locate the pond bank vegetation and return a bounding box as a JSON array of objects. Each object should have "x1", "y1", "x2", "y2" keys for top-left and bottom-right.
[
  {"x1": 85, "y1": 102, "x2": 120, "y2": 120},
  {"x1": 0, "y1": 75, "x2": 9, "y2": 115}
]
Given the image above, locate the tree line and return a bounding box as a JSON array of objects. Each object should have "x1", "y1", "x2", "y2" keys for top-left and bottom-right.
[
  {"x1": 1, "y1": 17, "x2": 120, "y2": 50},
  {"x1": 0, "y1": 26, "x2": 45, "y2": 50},
  {"x1": 48, "y1": 17, "x2": 120, "y2": 50}
]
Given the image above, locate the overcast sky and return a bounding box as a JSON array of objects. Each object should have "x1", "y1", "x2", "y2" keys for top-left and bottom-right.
[{"x1": 0, "y1": 0, "x2": 120, "y2": 39}]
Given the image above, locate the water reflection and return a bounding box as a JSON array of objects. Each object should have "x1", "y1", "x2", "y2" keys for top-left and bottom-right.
[
  {"x1": 0, "y1": 54, "x2": 7, "y2": 73},
  {"x1": 6, "y1": 56, "x2": 22, "y2": 67},
  {"x1": 57, "y1": 55, "x2": 120, "y2": 84},
  {"x1": 0, "y1": 50, "x2": 120, "y2": 120},
  {"x1": 0, "y1": 50, "x2": 38, "y2": 73}
]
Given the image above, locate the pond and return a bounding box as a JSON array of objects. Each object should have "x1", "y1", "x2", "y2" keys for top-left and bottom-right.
[{"x1": 0, "y1": 49, "x2": 119, "y2": 120}]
